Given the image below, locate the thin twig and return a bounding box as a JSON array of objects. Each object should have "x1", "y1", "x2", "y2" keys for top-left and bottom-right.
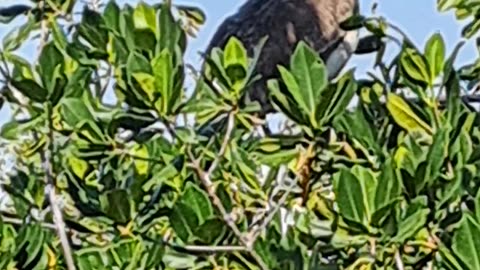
[
  {"x1": 2, "y1": 215, "x2": 60, "y2": 231},
  {"x1": 36, "y1": 0, "x2": 49, "y2": 66},
  {"x1": 188, "y1": 112, "x2": 269, "y2": 270},
  {"x1": 207, "y1": 112, "x2": 235, "y2": 176},
  {"x1": 178, "y1": 245, "x2": 247, "y2": 253},
  {"x1": 394, "y1": 248, "x2": 404, "y2": 270},
  {"x1": 38, "y1": 104, "x2": 76, "y2": 270},
  {"x1": 249, "y1": 165, "x2": 293, "y2": 242}
]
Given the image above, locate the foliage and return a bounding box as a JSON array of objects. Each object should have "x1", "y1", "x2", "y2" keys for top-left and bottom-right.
[{"x1": 0, "y1": 0, "x2": 480, "y2": 269}]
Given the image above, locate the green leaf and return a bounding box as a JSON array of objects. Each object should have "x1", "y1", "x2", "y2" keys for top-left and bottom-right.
[
  {"x1": 0, "y1": 115, "x2": 45, "y2": 140},
  {"x1": 374, "y1": 158, "x2": 401, "y2": 211},
  {"x1": 103, "y1": 0, "x2": 120, "y2": 33},
  {"x1": 133, "y1": 2, "x2": 157, "y2": 32},
  {"x1": 0, "y1": 5, "x2": 31, "y2": 24},
  {"x1": 476, "y1": 189, "x2": 480, "y2": 223},
  {"x1": 462, "y1": 19, "x2": 480, "y2": 39},
  {"x1": 102, "y1": 189, "x2": 132, "y2": 224},
  {"x1": 49, "y1": 18, "x2": 68, "y2": 50},
  {"x1": 157, "y1": 5, "x2": 185, "y2": 54},
  {"x1": 14, "y1": 225, "x2": 48, "y2": 269},
  {"x1": 132, "y1": 72, "x2": 156, "y2": 102},
  {"x1": 176, "y1": 5, "x2": 206, "y2": 25},
  {"x1": 425, "y1": 128, "x2": 448, "y2": 185},
  {"x1": 317, "y1": 70, "x2": 357, "y2": 126},
  {"x1": 424, "y1": 33, "x2": 446, "y2": 81},
  {"x1": 333, "y1": 166, "x2": 376, "y2": 227},
  {"x1": 194, "y1": 218, "x2": 225, "y2": 244},
  {"x1": 339, "y1": 14, "x2": 366, "y2": 30},
  {"x1": 11, "y1": 78, "x2": 48, "y2": 102},
  {"x1": 392, "y1": 199, "x2": 429, "y2": 243},
  {"x1": 278, "y1": 66, "x2": 307, "y2": 113},
  {"x1": 181, "y1": 182, "x2": 213, "y2": 223},
  {"x1": 2, "y1": 15, "x2": 37, "y2": 52},
  {"x1": 386, "y1": 93, "x2": 432, "y2": 134},
  {"x1": 288, "y1": 41, "x2": 328, "y2": 125},
  {"x1": 268, "y1": 79, "x2": 309, "y2": 126},
  {"x1": 169, "y1": 201, "x2": 199, "y2": 242},
  {"x1": 152, "y1": 49, "x2": 174, "y2": 114},
  {"x1": 333, "y1": 106, "x2": 379, "y2": 153},
  {"x1": 296, "y1": 211, "x2": 333, "y2": 238},
  {"x1": 77, "y1": 7, "x2": 108, "y2": 50},
  {"x1": 38, "y1": 42, "x2": 63, "y2": 93},
  {"x1": 127, "y1": 51, "x2": 152, "y2": 75},
  {"x1": 400, "y1": 47, "x2": 430, "y2": 85},
  {"x1": 223, "y1": 36, "x2": 248, "y2": 88},
  {"x1": 60, "y1": 97, "x2": 95, "y2": 127},
  {"x1": 452, "y1": 214, "x2": 480, "y2": 270},
  {"x1": 162, "y1": 247, "x2": 196, "y2": 269}
]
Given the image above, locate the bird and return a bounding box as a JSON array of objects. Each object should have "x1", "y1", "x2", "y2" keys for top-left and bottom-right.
[{"x1": 203, "y1": 0, "x2": 361, "y2": 117}]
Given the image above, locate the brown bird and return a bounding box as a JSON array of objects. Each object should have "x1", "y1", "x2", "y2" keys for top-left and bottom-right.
[{"x1": 204, "y1": 0, "x2": 361, "y2": 117}]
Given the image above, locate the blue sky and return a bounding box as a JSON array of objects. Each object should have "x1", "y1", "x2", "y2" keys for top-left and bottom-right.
[{"x1": 0, "y1": 0, "x2": 475, "y2": 124}]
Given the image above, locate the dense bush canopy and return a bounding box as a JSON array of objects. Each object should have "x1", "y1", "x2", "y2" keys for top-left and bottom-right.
[{"x1": 1, "y1": 0, "x2": 480, "y2": 269}]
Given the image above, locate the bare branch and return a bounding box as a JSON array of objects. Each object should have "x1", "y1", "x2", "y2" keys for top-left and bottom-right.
[
  {"x1": 394, "y1": 249, "x2": 404, "y2": 270},
  {"x1": 206, "y1": 112, "x2": 235, "y2": 177},
  {"x1": 248, "y1": 165, "x2": 294, "y2": 242},
  {"x1": 188, "y1": 112, "x2": 269, "y2": 270},
  {"x1": 38, "y1": 104, "x2": 76, "y2": 270},
  {"x1": 1, "y1": 215, "x2": 58, "y2": 230}
]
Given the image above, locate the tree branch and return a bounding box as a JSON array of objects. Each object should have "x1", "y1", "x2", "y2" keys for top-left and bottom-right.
[
  {"x1": 188, "y1": 112, "x2": 269, "y2": 270},
  {"x1": 394, "y1": 249, "x2": 404, "y2": 270},
  {"x1": 39, "y1": 103, "x2": 76, "y2": 270}
]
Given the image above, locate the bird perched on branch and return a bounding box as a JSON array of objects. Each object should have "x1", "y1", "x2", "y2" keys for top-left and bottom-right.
[{"x1": 204, "y1": 0, "x2": 362, "y2": 117}]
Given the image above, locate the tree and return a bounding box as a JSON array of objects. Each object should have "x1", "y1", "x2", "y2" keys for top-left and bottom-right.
[{"x1": 0, "y1": 0, "x2": 480, "y2": 269}]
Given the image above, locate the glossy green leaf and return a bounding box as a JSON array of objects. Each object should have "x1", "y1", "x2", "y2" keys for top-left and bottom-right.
[
  {"x1": 169, "y1": 201, "x2": 199, "y2": 242},
  {"x1": 333, "y1": 166, "x2": 376, "y2": 226},
  {"x1": 38, "y1": 42, "x2": 63, "y2": 93},
  {"x1": 152, "y1": 49, "x2": 174, "y2": 114},
  {"x1": 425, "y1": 128, "x2": 448, "y2": 185},
  {"x1": 424, "y1": 33, "x2": 446, "y2": 81},
  {"x1": 11, "y1": 78, "x2": 48, "y2": 102},
  {"x1": 103, "y1": 0, "x2": 121, "y2": 33},
  {"x1": 374, "y1": 158, "x2": 401, "y2": 211},
  {"x1": 59, "y1": 97, "x2": 95, "y2": 127},
  {"x1": 452, "y1": 214, "x2": 480, "y2": 270},
  {"x1": 400, "y1": 47, "x2": 430, "y2": 85}
]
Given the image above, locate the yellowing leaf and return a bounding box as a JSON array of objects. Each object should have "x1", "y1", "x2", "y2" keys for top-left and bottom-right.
[
  {"x1": 132, "y1": 72, "x2": 156, "y2": 102},
  {"x1": 68, "y1": 156, "x2": 89, "y2": 179},
  {"x1": 131, "y1": 144, "x2": 149, "y2": 176},
  {"x1": 133, "y1": 2, "x2": 157, "y2": 32},
  {"x1": 386, "y1": 93, "x2": 432, "y2": 134}
]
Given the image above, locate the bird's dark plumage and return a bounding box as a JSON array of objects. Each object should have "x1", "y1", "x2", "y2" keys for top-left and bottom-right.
[{"x1": 204, "y1": 0, "x2": 360, "y2": 116}]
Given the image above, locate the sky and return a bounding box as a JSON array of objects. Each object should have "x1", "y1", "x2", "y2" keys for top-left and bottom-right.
[{"x1": 0, "y1": 0, "x2": 476, "y2": 125}]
